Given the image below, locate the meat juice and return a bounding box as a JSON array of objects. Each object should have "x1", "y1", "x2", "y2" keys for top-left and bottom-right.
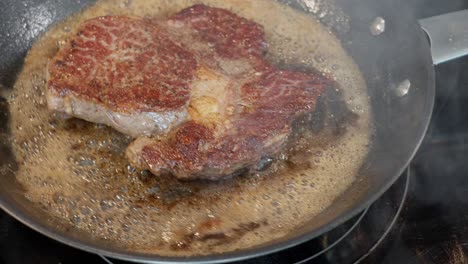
[{"x1": 6, "y1": 0, "x2": 371, "y2": 256}]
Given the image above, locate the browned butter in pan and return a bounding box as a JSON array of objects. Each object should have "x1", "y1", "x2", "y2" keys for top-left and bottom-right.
[{"x1": 7, "y1": 0, "x2": 371, "y2": 256}]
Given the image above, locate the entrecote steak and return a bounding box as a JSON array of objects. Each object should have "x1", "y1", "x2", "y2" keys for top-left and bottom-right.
[{"x1": 47, "y1": 4, "x2": 330, "y2": 180}]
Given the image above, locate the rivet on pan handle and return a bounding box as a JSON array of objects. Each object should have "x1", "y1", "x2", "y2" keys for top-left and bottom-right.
[{"x1": 419, "y1": 10, "x2": 468, "y2": 65}]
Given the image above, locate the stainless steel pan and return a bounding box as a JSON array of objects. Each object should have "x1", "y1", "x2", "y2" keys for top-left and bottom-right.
[{"x1": 0, "y1": 0, "x2": 467, "y2": 262}]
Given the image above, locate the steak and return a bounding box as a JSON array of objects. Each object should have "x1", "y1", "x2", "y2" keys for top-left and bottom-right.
[
  {"x1": 47, "y1": 4, "x2": 330, "y2": 180},
  {"x1": 47, "y1": 16, "x2": 197, "y2": 137}
]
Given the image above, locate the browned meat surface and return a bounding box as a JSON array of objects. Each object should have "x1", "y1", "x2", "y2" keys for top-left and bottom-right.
[
  {"x1": 47, "y1": 16, "x2": 197, "y2": 137},
  {"x1": 47, "y1": 4, "x2": 329, "y2": 180},
  {"x1": 168, "y1": 4, "x2": 267, "y2": 60},
  {"x1": 127, "y1": 68, "x2": 328, "y2": 180}
]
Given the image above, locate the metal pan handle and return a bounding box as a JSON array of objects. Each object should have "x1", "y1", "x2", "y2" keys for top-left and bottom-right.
[{"x1": 419, "y1": 10, "x2": 468, "y2": 65}]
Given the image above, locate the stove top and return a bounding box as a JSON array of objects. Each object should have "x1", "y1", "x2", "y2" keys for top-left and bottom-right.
[{"x1": 1, "y1": 1, "x2": 468, "y2": 264}]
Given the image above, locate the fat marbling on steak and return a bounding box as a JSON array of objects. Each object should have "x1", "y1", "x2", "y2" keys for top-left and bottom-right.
[
  {"x1": 47, "y1": 4, "x2": 330, "y2": 180},
  {"x1": 47, "y1": 16, "x2": 197, "y2": 137}
]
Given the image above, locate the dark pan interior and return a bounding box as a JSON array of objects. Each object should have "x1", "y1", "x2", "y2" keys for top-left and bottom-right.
[{"x1": 0, "y1": 0, "x2": 434, "y2": 263}]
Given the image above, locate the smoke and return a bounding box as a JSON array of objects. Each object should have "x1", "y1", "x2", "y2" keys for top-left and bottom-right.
[{"x1": 417, "y1": 0, "x2": 468, "y2": 142}]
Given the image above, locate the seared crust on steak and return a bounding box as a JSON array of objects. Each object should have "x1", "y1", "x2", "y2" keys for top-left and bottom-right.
[
  {"x1": 169, "y1": 4, "x2": 267, "y2": 59},
  {"x1": 47, "y1": 16, "x2": 197, "y2": 136},
  {"x1": 48, "y1": 5, "x2": 329, "y2": 180},
  {"x1": 126, "y1": 68, "x2": 328, "y2": 180}
]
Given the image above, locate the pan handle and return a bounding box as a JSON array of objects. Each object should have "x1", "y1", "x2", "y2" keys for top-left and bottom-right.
[{"x1": 419, "y1": 10, "x2": 468, "y2": 65}]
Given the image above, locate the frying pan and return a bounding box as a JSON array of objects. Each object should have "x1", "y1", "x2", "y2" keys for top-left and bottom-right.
[{"x1": 0, "y1": 0, "x2": 467, "y2": 263}]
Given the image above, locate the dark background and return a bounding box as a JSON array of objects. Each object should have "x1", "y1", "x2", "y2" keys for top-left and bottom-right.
[{"x1": 368, "y1": 0, "x2": 468, "y2": 263}]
